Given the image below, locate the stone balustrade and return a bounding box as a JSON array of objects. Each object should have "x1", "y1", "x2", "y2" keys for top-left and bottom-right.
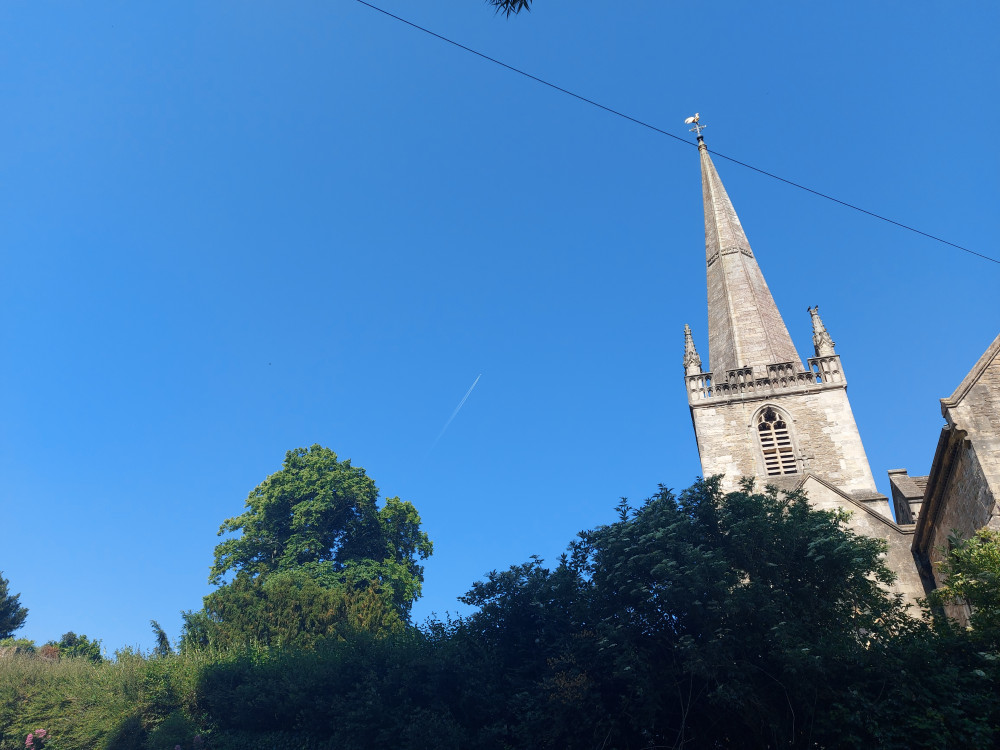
[
  {"x1": 686, "y1": 355, "x2": 846, "y2": 402},
  {"x1": 809, "y1": 354, "x2": 844, "y2": 384}
]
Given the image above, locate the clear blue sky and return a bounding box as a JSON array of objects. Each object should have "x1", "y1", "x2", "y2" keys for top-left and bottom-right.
[{"x1": 2, "y1": 1, "x2": 997, "y2": 653}]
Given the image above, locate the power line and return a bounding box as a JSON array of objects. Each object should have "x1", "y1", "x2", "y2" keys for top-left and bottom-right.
[{"x1": 353, "y1": 0, "x2": 998, "y2": 266}]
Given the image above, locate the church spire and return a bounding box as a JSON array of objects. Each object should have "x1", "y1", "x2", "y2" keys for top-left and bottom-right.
[
  {"x1": 696, "y1": 126, "x2": 801, "y2": 377},
  {"x1": 682, "y1": 117, "x2": 878, "y2": 500}
]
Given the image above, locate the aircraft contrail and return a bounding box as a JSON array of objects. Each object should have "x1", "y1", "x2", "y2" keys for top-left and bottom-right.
[{"x1": 428, "y1": 373, "x2": 482, "y2": 453}]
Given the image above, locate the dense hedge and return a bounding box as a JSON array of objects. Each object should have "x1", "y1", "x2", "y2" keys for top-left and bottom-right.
[{"x1": 2, "y1": 481, "x2": 998, "y2": 749}]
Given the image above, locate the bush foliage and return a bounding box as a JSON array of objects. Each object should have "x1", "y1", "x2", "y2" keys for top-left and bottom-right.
[{"x1": 2, "y1": 479, "x2": 998, "y2": 749}]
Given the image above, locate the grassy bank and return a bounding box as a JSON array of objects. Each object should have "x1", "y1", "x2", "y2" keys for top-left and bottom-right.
[{"x1": 0, "y1": 650, "x2": 206, "y2": 750}]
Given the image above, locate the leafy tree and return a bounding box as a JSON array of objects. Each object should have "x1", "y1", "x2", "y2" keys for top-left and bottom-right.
[
  {"x1": 46, "y1": 631, "x2": 103, "y2": 662},
  {"x1": 0, "y1": 636, "x2": 35, "y2": 655},
  {"x1": 2, "y1": 476, "x2": 983, "y2": 750},
  {"x1": 929, "y1": 528, "x2": 1000, "y2": 646},
  {"x1": 185, "y1": 569, "x2": 405, "y2": 650},
  {"x1": 455, "y1": 479, "x2": 997, "y2": 748},
  {"x1": 209, "y1": 446, "x2": 431, "y2": 614},
  {"x1": 184, "y1": 446, "x2": 431, "y2": 649},
  {"x1": 184, "y1": 479, "x2": 997, "y2": 749},
  {"x1": 0, "y1": 571, "x2": 28, "y2": 639}
]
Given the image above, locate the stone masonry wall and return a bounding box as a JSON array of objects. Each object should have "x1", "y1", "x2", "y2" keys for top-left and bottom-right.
[
  {"x1": 948, "y1": 346, "x2": 1000, "y2": 512},
  {"x1": 924, "y1": 341, "x2": 1000, "y2": 586},
  {"x1": 925, "y1": 443, "x2": 999, "y2": 587},
  {"x1": 692, "y1": 386, "x2": 877, "y2": 496}
]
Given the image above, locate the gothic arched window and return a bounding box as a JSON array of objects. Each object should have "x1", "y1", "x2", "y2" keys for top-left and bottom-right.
[{"x1": 757, "y1": 407, "x2": 797, "y2": 476}]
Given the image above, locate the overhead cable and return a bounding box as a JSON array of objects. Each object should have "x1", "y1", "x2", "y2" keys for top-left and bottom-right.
[{"x1": 353, "y1": 0, "x2": 998, "y2": 265}]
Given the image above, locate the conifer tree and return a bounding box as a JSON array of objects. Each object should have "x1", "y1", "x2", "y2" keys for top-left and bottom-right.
[{"x1": 0, "y1": 571, "x2": 28, "y2": 639}]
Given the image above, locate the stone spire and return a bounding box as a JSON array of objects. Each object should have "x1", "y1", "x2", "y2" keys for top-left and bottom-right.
[
  {"x1": 808, "y1": 305, "x2": 836, "y2": 356},
  {"x1": 683, "y1": 324, "x2": 702, "y2": 375},
  {"x1": 699, "y1": 134, "x2": 801, "y2": 377}
]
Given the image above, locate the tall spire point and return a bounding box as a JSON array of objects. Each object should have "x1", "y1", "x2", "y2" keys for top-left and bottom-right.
[{"x1": 698, "y1": 124, "x2": 801, "y2": 376}]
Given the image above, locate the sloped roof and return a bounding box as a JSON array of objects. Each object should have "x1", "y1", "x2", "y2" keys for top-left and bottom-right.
[{"x1": 941, "y1": 332, "x2": 1000, "y2": 412}]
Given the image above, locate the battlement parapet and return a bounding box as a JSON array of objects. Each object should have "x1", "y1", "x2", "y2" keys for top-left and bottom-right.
[{"x1": 686, "y1": 355, "x2": 845, "y2": 404}]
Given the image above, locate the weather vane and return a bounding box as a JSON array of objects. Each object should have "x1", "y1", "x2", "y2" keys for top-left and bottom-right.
[{"x1": 684, "y1": 113, "x2": 706, "y2": 138}]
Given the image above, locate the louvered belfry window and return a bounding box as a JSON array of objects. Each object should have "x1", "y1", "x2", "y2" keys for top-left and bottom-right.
[{"x1": 757, "y1": 407, "x2": 797, "y2": 476}]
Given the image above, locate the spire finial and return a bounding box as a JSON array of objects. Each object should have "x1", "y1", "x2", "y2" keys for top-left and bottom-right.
[
  {"x1": 684, "y1": 113, "x2": 706, "y2": 144},
  {"x1": 683, "y1": 324, "x2": 703, "y2": 375},
  {"x1": 808, "y1": 306, "x2": 837, "y2": 356}
]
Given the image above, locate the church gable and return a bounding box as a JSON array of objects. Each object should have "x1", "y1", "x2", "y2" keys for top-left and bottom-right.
[
  {"x1": 937, "y1": 332, "x2": 1000, "y2": 529},
  {"x1": 941, "y1": 334, "x2": 1000, "y2": 468},
  {"x1": 912, "y1": 333, "x2": 1000, "y2": 591},
  {"x1": 941, "y1": 332, "x2": 1000, "y2": 417}
]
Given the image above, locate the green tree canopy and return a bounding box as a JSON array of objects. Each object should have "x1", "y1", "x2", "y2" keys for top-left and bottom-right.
[
  {"x1": 0, "y1": 571, "x2": 28, "y2": 640},
  {"x1": 930, "y1": 528, "x2": 1000, "y2": 646},
  {"x1": 210, "y1": 446, "x2": 432, "y2": 597},
  {"x1": 45, "y1": 631, "x2": 102, "y2": 662},
  {"x1": 188, "y1": 446, "x2": 432, "y2": 649},
  {"x1": 190, "y1": 479, "x2": 995, "y2": 748},
  {"x1": 454, "y1": 479, "x2": 996, "y2": 748},
  {"x1": 183, "y1": 569, "x2": 405, "y2": 651}
]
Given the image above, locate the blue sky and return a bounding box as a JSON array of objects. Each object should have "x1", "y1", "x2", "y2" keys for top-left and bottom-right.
[{"x1": 2, "y1": 1, "x2": 997, "y2": 652}]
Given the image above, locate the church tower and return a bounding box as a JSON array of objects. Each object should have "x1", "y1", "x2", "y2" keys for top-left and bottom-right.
[{"x1": 684, "y1": 126, "x2": 878, "y2": 499}]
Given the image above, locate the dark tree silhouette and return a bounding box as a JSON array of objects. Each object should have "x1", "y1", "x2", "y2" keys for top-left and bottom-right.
[
  {"x1": 0, "y1": 571, "x2": 28, "y2": 639},
  {"x1": 488, "y1": 0, "x2": 531, "y2": 17}
]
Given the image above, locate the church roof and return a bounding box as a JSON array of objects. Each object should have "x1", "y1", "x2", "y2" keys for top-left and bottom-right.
[{"x1": 699, "y1": 137, "x2": 802, "y2": 375}]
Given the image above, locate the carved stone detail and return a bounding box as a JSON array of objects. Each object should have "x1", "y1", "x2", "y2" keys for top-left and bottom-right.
[
  {"x1": 685, "y1": 355, "x2": 845, "y2": 403},
  {"x1": 809, "y1": 305, "x2": 836, "y2": 357},
  {"x1": 683, "y1": 324, "x2": 703, "y2": 375}
]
